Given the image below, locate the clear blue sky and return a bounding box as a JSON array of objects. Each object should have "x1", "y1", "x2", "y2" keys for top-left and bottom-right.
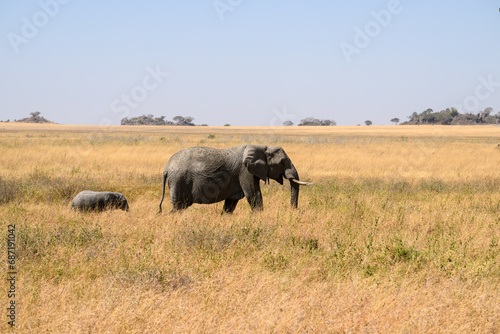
[{"x1": 1, "y1": 1, "x2": 499, "y2": 126}]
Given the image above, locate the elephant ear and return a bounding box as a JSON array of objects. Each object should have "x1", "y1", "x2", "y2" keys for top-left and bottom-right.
[{"x1": 243, "y1": 145, "x2": 268, "y2": 181}]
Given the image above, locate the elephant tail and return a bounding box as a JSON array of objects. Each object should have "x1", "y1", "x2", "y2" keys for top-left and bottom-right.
[{"x1": 158, "y1": 170, "x2": 168, "y2": 214}]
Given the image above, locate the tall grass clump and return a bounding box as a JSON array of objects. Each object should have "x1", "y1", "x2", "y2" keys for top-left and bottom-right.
[{"x1": 0, "y1": 176, "x2": 18, "y2": 204}]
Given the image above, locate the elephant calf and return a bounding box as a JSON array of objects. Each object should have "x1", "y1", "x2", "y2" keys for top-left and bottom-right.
[{"x1": 71, "y1": 191, "x2": 129, "y2": 212}]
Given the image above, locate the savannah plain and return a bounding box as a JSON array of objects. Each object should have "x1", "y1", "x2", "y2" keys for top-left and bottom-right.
[{"x1": 1, "y1": 123, "x2": 499, "y2": 333}]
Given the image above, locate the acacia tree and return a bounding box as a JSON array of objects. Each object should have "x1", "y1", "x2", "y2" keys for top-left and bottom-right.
[
  {"x1": 391, "y1": 117, "x2": 400, "y2": 125},
  {"x1": 365, "y1": 120, "x2": 372, "y2": 126},
  {"x1": 173, "y1": 116, "x2": 194, "y2": 125},
  {"x1": 173, "y1": 116, "x2": 185, "y2": 124}
]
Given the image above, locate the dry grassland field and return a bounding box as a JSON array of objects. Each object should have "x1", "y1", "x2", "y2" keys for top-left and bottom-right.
[{"x1": 1, "y1": 123, "x2": 500, "y2": 333}]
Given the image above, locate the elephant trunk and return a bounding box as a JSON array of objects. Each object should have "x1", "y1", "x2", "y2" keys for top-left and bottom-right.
[{"x1": 284, "y1": 160, "x2": 300, "y2": 208}]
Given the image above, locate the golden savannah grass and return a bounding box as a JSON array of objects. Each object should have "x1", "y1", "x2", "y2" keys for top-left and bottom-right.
[{"x1": 0, "y1": 123, "x2": 499, "y2": 332}]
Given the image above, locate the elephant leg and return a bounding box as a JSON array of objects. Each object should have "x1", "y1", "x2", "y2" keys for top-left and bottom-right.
[
  {"x1": 248, "y1": 192, "x2": 263, "y2": 211},
  {"x1": 170, "y1": 199, "x2": 193, "y2": 212},
  {"x1": 223, "y1": 199, "x2": 239, "y2": 214},
  {"x1": 242, "y1": 178, "x2": 263, "y2": 211},
  {"x1": 169, "y1": 203, "x2": 191, "y2": 213},
  {"x1": 169, "y1": 186, "x2": 193, "y2": 212}
]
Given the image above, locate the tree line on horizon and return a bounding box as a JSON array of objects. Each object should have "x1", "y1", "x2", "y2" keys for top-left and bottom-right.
[
  {"x1": 121, "y1": 115, "x2": 198, "y2": 126},
  {"x1": 3, "y1": 108, "x2": 500, "y2": 126},
  {"x1": 400, "y1": 107, "x2": 499, "y2": 125}
]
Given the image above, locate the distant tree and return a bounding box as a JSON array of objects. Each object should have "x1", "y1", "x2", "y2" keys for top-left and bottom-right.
[
  {"x1": 483, "y1": 107, "x2": 493, "y2": 116},
  {"x1": 224, "y1": 124, "x2": 231, "y2": 126},
  {"x1": 283, "y1": 120, "x2": 294, "y2": 126},
  {"x1": 408, "y1": 112, "x2": 419, "y2": 121},
  {"x1": 171, "y1": 115, "x2": 194, "y2": 126},
  {"x1": 435, "y1": 109, "x2": 451, "y2": 124},
  {"x1": 298, "y1": 117, "x2": 317, "y2": 126},
  {"x1": 121, "y1": 114, "x2": 176, "y2": 126},
  {"x1": 173, "y1": 116, "x2": 185, "y2": 124},
  {"x1": 391, "y1": 117, "x2": 400, "y2": 125},
  {"x1": 30, "y1": 111, "x2": 41, "y2": 117},
  {"x1": 298, "y1": 117, "x2": 337, "y2": 126},
  {"x1": 365, "y1": 120, "x2": 372, "y2": 126}
]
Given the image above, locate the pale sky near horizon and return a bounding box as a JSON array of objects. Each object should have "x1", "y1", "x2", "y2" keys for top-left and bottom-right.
[{"x1": 1, "y1": 1, "x2": 499, "y2": 126}]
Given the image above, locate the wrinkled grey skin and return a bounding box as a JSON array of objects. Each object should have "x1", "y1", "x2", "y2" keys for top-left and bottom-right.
[
  {"x1": 71, "y1": 191, "x2": 129, "y2": 212},
  {"x1": 159, "y1": 145, "x2": 305, "y2": 213}
]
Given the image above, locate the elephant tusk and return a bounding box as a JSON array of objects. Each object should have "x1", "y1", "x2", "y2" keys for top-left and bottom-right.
[{"x1": 291, "y1": 179, "x2": 313, "y2": 186}]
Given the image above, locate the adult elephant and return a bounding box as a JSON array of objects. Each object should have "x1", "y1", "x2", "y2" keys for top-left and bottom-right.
[{"x1": 158, "y1": 145, "x2": 311, "y2": 213}]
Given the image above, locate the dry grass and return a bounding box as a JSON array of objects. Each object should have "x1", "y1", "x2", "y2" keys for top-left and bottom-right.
[{"x1": 1, "y1": 123, "x2": 499, "y2": 332}]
